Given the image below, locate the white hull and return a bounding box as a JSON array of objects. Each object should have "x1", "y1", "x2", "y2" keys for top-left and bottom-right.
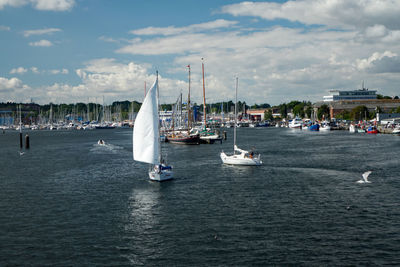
[
  {"x1": 220, "y1": 152, "x2": 262, "y2": 166},
  {"x1": 289, "y1": 123, "x2": 302, "y2": 128},
  {"x1": 149, "y1": 169, "x2": 173, "y2": 181},
  {"x1": 320, "y1": 125, "x2": 331, "y2": 131}
]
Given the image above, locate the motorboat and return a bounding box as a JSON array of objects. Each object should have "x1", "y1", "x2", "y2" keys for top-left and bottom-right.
[{"x1": 289, "y1": 117, "x2": 303, "y2": 128}]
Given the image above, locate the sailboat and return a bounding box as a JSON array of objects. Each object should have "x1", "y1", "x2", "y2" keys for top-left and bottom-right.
[
  {"x1": 167, "y1": 65, "x2": 200, "y2": 145},
  {"x1": 199, "y1": 59, "x2": 222, "y2": 144},
  {"x1": 133, "y1": 73, "x2": 173, "y2": 181},
  {"x1": 220, "y1": 78, "x2": 262, "y2": 166}
]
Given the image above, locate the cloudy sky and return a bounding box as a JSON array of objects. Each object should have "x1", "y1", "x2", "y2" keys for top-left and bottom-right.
[{"x1": 1, "y1": 0, "x2": 400, "y2": 105}]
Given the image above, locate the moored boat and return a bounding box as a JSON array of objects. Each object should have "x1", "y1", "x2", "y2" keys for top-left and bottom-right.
[{"x1": 366, "y1": 126, "x2": 379, "y2": 134}]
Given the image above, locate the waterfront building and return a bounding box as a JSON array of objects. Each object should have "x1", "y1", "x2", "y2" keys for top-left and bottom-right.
[
  {"x1": 323, "y1": 88, "x2": 377, "y2": 102},
  {"x1": 315, "y1": 99, "x2": 400, "y2": 119}
]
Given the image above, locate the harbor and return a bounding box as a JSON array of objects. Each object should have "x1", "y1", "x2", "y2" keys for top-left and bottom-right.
[
  {"x1": 1, "y1": 126, "x2": 400, "y2": 265},
  {"x1": 2, "y1": 0, "x2": 400, "y2": 265}
]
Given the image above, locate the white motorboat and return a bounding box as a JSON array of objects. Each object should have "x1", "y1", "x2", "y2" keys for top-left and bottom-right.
[
  {"x1": 220, "y1": 77, "x2": 262, "y2": 166},
  {"x1": 320, "y1": 121, "x2": 331, "y2": 131},
  {"x1": 97, "y1": 139, "x2": 106, "y2": 145},
  {"x1": 133, "y1": 73, "x2": 173, "y2": 182},
  {"x1": 289, "y1": 117, "x2": 303, "y2": 128},
  {"x1": 392, "y1": 126, "x2": 400, "y2": 134}
]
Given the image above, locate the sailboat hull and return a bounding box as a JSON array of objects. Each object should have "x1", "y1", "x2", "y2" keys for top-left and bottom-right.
[
  {"x1": 167, "y1": 135, "x2": 200, "y2": 145},
  {"x1": 220, "y1": 152, "x2": 262, "y2": 166},
  {"x1": 149, "y1": 169, "x2": 174, "y2": 182}
]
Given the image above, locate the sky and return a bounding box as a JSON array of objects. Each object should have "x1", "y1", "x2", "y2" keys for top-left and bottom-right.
[{"x1": 1, "y1": 0, "x2": 400, "y2": 106}]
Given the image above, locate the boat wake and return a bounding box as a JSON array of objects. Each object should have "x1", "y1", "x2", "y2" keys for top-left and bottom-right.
[{"x1": 91, "y1": 142, "x2": 124, "y2": 154}]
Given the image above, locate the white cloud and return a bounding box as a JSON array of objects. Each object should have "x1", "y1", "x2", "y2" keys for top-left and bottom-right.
[
  {"x1": 365, "y1": 24, "x2": 387, "y2": 38},
  {"x1": 220, "y1": 0, "x2": 400, "y2": 30},
  {"x1": 0, "y1": 0, "x2": 74, "y2": 11},
  {"x1": 72, "y1": 58, "x2": 184, "y2": 103},
  {"x1": 31, "y1": 67, "x2": 40, "y2": 74},
  {"x1": 0, "y1": 77, "x2": 31, "y2": 101},
  {"x1": 117, "y1": 17, "x2": 400, "y2": 104},
  {"x1": 23, "y1": 28, "x2": 61, "y2": 37},
  {"x1": 31, "y1": 0, "x2": 75, "y2": 11},
  {"x1": 357, "y1": 51, "x2": 400, "y2": 73},
  {"x1": 98, "y1": 36, "x2": 120, "y2": 43},
  {"x1": 0, "y1": 0, "x2": 27, "y2": 10},
  {"x1": 29, "y1": 39, "x2": 53, "y2": 47},
  {"x1": 0, "y1": 25, "x2": 10, "y2": 31},
  {"x1": 49, "y1": 68, "x2": 69, "y2": 74},
  {"x1": 131, "y1": 19, "x2": 238, "y2": 36},
  {"x1": 0, "y1": 77, "x2": 24, "y2": 91},
  {"x1": 10, "y1": 67, "x2": 28, "y2": 74}
]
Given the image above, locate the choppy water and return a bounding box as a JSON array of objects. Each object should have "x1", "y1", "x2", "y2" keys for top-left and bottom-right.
[{"x1": 1, "y1": 128, "x2": 399, "y2": 265}]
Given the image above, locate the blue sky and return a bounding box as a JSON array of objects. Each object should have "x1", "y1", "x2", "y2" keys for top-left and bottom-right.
[{"x1": 1, "y1": 0, "x2": 400, "y2": 105}]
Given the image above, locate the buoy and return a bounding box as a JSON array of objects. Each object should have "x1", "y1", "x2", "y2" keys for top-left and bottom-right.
[
  {"x1": 19, "y1": 132, "x2": 23, "y2": 148},
  {"x1": 25, "y1": 134, "x2": 30, "y2": 149}
]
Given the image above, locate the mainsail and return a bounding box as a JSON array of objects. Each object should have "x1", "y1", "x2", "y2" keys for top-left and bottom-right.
[{"x1": 133, "y1": 78, "x2": 160, "y2": 165}]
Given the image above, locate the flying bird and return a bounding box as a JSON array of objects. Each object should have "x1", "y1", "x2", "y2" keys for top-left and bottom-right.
[{"x1": 356, "y1": 171, "x2": 372, "y2": 183}]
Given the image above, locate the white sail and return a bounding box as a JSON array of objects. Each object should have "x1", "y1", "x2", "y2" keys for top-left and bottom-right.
[{"x1": 133, "y1": 79, "x2": 160, "y2": 165}]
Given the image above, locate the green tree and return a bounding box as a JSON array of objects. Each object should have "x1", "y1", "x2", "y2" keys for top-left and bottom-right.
[
  {"x1": 317, "y1": 104, "x2": 330, "y2": 120},
  {"x1": 279, "y1": 104, "x2": 287, "y2": 119},
  {"x1": 350, "y1": 105, "x2": 369, "y2": 120},
  {"x1": 305, "y1": 106, "x2": 313, "y2": 118},
  {"x1": 335, "y1": 110, "x2": 351, "y2": 120},
  {"x1": 264, "y1": 109, "x2": 273, "y2": 121},
  {"x1": 396, "y1": 106, "x2": 400, "y2": 113},
  {"x1": 293, "y1": 103, "x2": 305, "y2": 118}
]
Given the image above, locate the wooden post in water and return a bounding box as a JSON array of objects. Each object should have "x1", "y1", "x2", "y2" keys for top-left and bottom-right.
[
  {"x1": 19, "y1": 132, "x2": 23, "y2": 148},
  {"x1": 25, "y1": 134, "x2": 30, "y2": 149}
]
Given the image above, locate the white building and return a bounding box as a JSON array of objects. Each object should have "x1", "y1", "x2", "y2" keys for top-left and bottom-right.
[{"x1": 323, "y1": 89, "x2": 377, "y2": 102}]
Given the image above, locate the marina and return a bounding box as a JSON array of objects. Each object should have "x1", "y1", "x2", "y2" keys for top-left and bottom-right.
[
  {"x1": 2, "y1": 0, "x2": 400, "y2": 265},
  {"x1": 1, "y1": 127, "x2": 400, "y2": 265}
]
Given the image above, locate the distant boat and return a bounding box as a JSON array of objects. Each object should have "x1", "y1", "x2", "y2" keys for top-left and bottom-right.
[
  {"x1": 349, "y1": 124, "x2": 357, "y2": 133},
  {"x1": 95, "y1": 124, "x2": 115, "y2": 129},
  {"x1": 166, "y1": 65, "x2": 200, "y2": 145},
  {"x1": 320, "y1": 121, "x2": 331, "y2": 131},
  {"x1": 309, "y1": 123, "x2": 320, "y2": 131},
  {"x1": 97, "y1": 139, "x2": 106, "y2": 145},
  {"x1": 133, "y1": 73, "x2": 173, "y2": 182},
  {"x1": 167, "y1": 132, "x2": 200, "y2": 145},
  {"x1": 289, "y1": 117, "x2": 302, "y2": 129},
  {"x1": 220, "y1": 77, "x2": 262, "y2": 166},
  {"x1": 199, "y1": 130, "x2": 222, "y2": 144},
  {"x1": 366, "y1": 125, "x2": 378, "y2": 134}
]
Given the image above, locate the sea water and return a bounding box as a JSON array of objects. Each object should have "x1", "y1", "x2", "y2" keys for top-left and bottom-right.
[{"x1": 0, "y1": 128, "x2": 399, "y2": 265}]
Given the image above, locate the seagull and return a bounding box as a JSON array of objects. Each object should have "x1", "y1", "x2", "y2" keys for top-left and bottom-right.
[{"x1": 357, "y1": 171, "x2": 372, "y2": 183}]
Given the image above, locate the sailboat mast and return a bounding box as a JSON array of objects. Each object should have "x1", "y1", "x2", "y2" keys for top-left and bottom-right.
[
  {"x1": 234, "y1": 77, "x2": 238, "y2": 153},
  {"x1": 202, "y1": 58, "x2": 206, "y2": 130},
  {"x1": 19, "y1": 104, "x2": 22, "y2": 133},
  {"x1": 187, "y1": 64, "x2": 191, "y2": 133}
]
